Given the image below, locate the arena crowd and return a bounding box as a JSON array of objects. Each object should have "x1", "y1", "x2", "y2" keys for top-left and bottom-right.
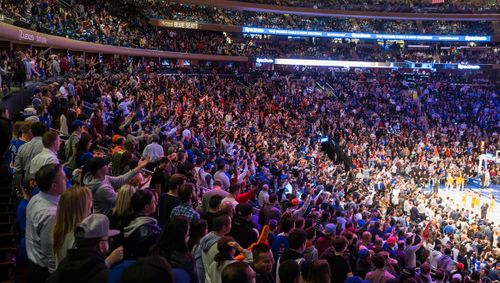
[{"x1": 0, "y1": 48, "x2": 498, "y2": 283}]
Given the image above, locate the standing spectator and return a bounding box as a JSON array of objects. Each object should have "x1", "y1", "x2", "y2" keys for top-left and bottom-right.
[
  {"x1": 321, "y1": 236, "x2": 353, "y2": 283},
  {"x1": 90, "y1": 109, "x2": 104, "y2": 141},
  {"x1": 278, "y1": 260, "x2": 302, "y2": 283},
  {"x1": 158, "y1": 173, "x2": 186, "y2": 227},
  {"x1": 155, "y1": 216, "x2": 198, "y2": 283},
  {"x1": 29, "y1": 131, "x2": 61, "y2": 179},
  {"x1": 198, "y1": 214, "x2": 233, "y2": 283},
  {"x1": 52, "y1": 186, "x2": 92, "y2": 266},
  {"x1": 123, "y1": 189, "x2": 161, "y2": 260},
  {"x1": 109, "y1": 184, "x2": 136, "y2": 231},
  {"x1": 6, "y1": 121, "x2": 32, "y2": 173},
  {"x1": 230, "y1": 203, "x2": 259, "y2": 249},
  {"x1": 14, "y1": 122, "x2": 46, "y2": 189},
  {"x1": 271, "y1": 217, "x2": 294, "y2": 261},
  {"x1": 222, "y1": 261, "x2": 257, "y2": 283},
  {"x1": 170, "y1": 183, "x2": 200, "y2": 223},
  {"x1": 26, "y1": 164, "x2": 66, "y2": 282},
  {"x1": 404, "y1": 233, "x2": 426, "y2": 269},
  {"x1": 214, "y1": 161, "x2": 230, "y2": 190},
  {"x1": 365, "y1": 254, "x2": 396, "y2": 283},
  {"x1": 82, "y1": 157, "x2": 149, "y2": 215},
  {"x1": 46, "y1": 214, "x2": 123, "y2": 283},
  {"x1": 208, "y1": 236, "x2": 253, "y2": 283},
  {"x1": 149, "y1": 157, "x2": 170, "y2": 195},
  {"x1": 317, "y1": 223, "x2": 336, "y2": 257},
  {"x1": 258, "y1": 184, "x2": 270, "y2": 208},
  {"x1": 277, "y1": 229, "x2": 307, "y2": 275},
  {"x1": 64, "y1": 119, "x2": 84, "y2": 163},
  {"x1": 251, "y1": 243, "x2": 275, "y2": 283},
  {"x1": 142, "y1": 134, "x2": 164, "y2": 163}
]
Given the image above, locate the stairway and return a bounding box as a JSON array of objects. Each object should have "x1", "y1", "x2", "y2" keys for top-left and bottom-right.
[{"x1": 0, "y1": 171, "x2": 18, "y2": 283}]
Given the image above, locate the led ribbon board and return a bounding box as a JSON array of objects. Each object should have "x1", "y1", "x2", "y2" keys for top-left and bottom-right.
[{"x1": 243, "y1": 27, "x2": 491, "y2": 42}]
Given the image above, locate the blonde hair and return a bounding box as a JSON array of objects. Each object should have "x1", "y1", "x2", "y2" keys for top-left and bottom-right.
[
  {"x1": 113, "y1": 184, "x2": 137, "y2": 216},
  {"x1": 52, "y1": 186, "x2": 92, "y2": 260}
]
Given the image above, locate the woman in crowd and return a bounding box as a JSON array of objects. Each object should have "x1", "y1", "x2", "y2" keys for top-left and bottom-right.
[
  {"x1": 51, "y1": 186, "x2": 92, "y2": 265},
  {"x1": 122, "y1": 189, "x2": 161, "y2": 260},
  {"x1": 109, "y1": 184, "x2": 137, "y2": 231},
  {"x1": 207, "y1": 236, "x2": 253, "y2": 283},
  {"x1": 155, "y1": 216, "x2": 199, "y2": 283}
]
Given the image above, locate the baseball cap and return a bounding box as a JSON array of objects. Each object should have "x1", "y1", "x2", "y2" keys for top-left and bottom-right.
[
  {"x1": 71, "y1": 119, "x2": 84, "y2": 128},
  {"x1": 291, "y1": 198, "x2": 299, "y2": 206},
  {"x1": 386, "y1": 236, "x2": 397, "y2": 246},
  {"x1": 324, "y1": 223, "x2": 336, "y2": 235},
  {"x1": 236, "y1": 203, "x2": 253, "y2": 217},
  {"x1": 84, "y1": 157, "x2": 107, "y2": 174},
  {"x1": 75, "y1": 214, "x2": 119, "y2": 239},
  {"x1": 456, "y1": 262, "x2": 464, "y2": 270},
  {"x1": 358, "y1": 249, "x2": 370, "y2": 259}
]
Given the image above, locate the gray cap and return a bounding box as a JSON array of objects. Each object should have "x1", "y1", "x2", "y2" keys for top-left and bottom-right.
[{"x1": 76, "y1": 214, "x2": 120, "y2": 239}]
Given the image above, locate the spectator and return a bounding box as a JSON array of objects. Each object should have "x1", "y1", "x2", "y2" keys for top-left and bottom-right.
[
  {"x1": 26, "y1": 164, "x2": 66, "y2": 282},
  {"x1": 6, "y1": 121, "x2": 31, "y2": 173},
  {"x1": 199, "y1": 213, "x2": 233, "y2": 283},
  {"x1": 365, "y1": 253, "x2": 396, "y2": 283},
  {"x1": 321, "y1": 236, "x2": 353, "y2": 283},
  {"x1": 29, "y1": 131, "x2": 61, "y2": 179},
  {"x1": 64, "y1": 119, "x2": 84, "y2": 165},
  {"x1": 155, "y1": 216, "x2": 198, "y2": 283},
  {"x1": 278, "y1": 260, "x2": 301, "y2": 283},
  {"x1": 271, "y1": 217, "x2": 294, "y2": 261},
  {"x1": 230, "y1": 203, "x2": 259, "y2": 249},
  {"x1": 122, "y1": 189, "x2": 161, "y2": 260},
  {"x1": 221, "y1": 261, "x2": 257, "y2": 283},
  {"x1": 208, "y1": 236, "x2": 253, "y2": 283},
  {"x1": 142, "y1": 134, "x2": 164, "y2": 163},
  {"x1": 82, "y1": 157, "x2": 149, "y2": 215},
  {"x1": 251, "y1": 243, "x2": 275, "y2": 283},
  {"x1": 170, "y1": 182, "x2": 200, "y2": 222},
  {"x1": 52, "y1": 186, "x2": 93, "y2": 265},
  {"x1": 46, "y1": 214, "x2": 122, "y2": 283},
  {"x1": 303, "y1": 259, "x2": 330, "y2": 283},
  {"x1": 158, "y1": 173, "x2": 186, "y2": 227},
  {"x1": 14, "y1": 121, "x2": 46, "y2": 189},
  {"x1": 109, "y1": 184, "x2": 137, "y2": 231}
]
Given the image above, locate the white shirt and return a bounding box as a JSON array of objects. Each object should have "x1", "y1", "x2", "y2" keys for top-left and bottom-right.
[
  {"x1": 26, "y1": 192, "x2": 59, "y2": 272},
  {"x1": 59, "y1": 86, "x2": 68, "y2": 99},
  {"x1": 142, "y1": 142, "x2": 164, "y2": 162},
  {"x1": 258, "y1": 190, "x2": 269, "y2": 207},
  {"x1": 29, "y1": 148, "x2": 60, "y2": 178}
]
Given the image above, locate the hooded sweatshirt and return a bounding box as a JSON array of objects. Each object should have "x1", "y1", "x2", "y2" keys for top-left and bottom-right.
[
  {"x1": 46, "y1": 248, "x2": 108, "y2": 283},
  {"x1": 122, "y1": 216, "x2": 161, "y2": 260},
  {"x1": 84, "y1": 170, "x2": 137, "y2": 215},
  {"x1": 197, "y1": 232, "x2": 222, "y2": 283}
]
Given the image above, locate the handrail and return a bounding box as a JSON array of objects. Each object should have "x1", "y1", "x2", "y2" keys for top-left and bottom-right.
[
  {"x1": 171, "y1": 0, "x2": 500, "y2": 21},
  {"x1": 0, "y1": 22, "x2": 248, "y2": 62}
]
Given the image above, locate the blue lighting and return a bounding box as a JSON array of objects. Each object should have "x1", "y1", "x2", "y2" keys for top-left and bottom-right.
[{"x1": 242, "y1": 27, "x2": 491, "y2": 42}]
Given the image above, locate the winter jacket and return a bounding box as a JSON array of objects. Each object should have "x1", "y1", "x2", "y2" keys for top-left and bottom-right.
[{"x1": 123, "y1": 216, "x2": 161, "y2": 260}]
